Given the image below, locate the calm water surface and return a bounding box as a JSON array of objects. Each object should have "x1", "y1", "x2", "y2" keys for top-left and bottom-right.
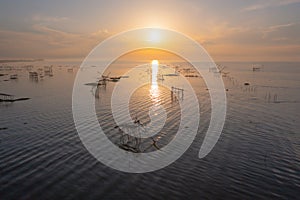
[{"x1": 0, "y1": 61, "x2": 299, "y2": 199}]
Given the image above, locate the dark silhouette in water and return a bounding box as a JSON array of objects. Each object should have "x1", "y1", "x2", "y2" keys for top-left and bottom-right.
[
  {"x1": 0, "y1": 97, "x2": 30, "y2": 102},
  {"x1": 0, "y1": 93, "x2": 30, "y2": 102}
]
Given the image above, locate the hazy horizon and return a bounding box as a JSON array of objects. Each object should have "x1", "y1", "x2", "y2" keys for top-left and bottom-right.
[{"x1": 0, "y1": 0, "x2": 299, "y2": 62}]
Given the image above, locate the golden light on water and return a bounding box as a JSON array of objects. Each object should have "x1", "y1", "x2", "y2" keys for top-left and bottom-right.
[
  {"x1": 150, "y1": 60, "x2": 160, "y2": 104},
  {"x1": 151, "y1": 59, "x2": 159, "y2": 87}
]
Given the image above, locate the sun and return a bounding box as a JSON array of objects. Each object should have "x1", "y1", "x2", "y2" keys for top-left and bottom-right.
[{"x1": 152, "y1": 60, "x2": 159, "y2": 65}]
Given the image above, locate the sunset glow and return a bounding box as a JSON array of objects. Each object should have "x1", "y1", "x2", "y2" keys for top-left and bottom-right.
[
  {"x1": 152, "y1": 60, "x2": 159, "y2": 65},
  {"x1": 0, "y1": 1, "x2": 299, "y2": 199},
  {"x1": 151, "y1": 60, "x2": 159, "y2": 87},
  {"x1": 0, "y1": 1, "x2": 299, "y2": 61}
]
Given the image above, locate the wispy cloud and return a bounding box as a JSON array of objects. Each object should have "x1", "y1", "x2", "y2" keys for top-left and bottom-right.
[
  {"x1": 262, "y1": 22, "x2": 300, "y2": 41},
  {"x1": 262, "y1": 23, "x2": 295, "y2": 36},
  {"x1": 193, "y1": 22, "x2": 252, "y2": 46},
  {"x1": 190, "y1": 19, "x2": 300, "y2": 61},
  {"x1": 0, "y1": 25, "x2": 111, "y2": 58},
  {"x1": 242, "y1": 0, "x2": 300, "y2": 11},
  {"x1": 32, "y1": 15, "x2": 69, "y2": 23}
]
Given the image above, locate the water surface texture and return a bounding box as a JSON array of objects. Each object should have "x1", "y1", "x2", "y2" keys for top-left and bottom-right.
[{"x1": 0, "y1": 61, "x2": 299, "y2": 199}]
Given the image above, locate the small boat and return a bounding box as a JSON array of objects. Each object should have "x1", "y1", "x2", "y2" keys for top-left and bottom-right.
[
  {"x1": 85, "y1": 82, "x2": 98, "y2": 86},
  {"x1": 252, "y1": 64, "x2": 262, "y2": 72},
  {"x1": 164, "y1": 73, "x2": 179, "y2": 77},
  {"x1": 109, "y1": 76, "x2": 121, "y2": 82},
  {"x1": 253, "y1": 67, "x2": 260, "y2": 71}
]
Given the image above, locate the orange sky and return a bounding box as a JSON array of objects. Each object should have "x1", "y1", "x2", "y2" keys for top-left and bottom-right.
[{"x1": 0, "y1": 0, "x2": 299, "y2": 62}]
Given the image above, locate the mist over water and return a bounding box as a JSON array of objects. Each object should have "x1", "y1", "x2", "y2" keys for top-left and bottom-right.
[{"x1": 0, "y1": 61, "x2": 299, "y2": 199}]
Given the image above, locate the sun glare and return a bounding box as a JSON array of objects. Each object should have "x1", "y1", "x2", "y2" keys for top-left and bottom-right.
[
  {"x1": 151, "y1": 60, "x2": 159, "y2": 88},
  {"x1": 149, "y1": 29, "x2": 161, "y2": 43},
  {"x1": 150, "y1": 59, "x2": 160, "y2": 102},
  {"x1": 152, "y1": 60, "x2": 159, "y2": 65}
]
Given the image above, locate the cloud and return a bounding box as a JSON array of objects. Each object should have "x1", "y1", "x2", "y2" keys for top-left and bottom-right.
[
  {"x1": 0, "y1": 25, "x2": 111, "y2": 59},
  {"x1": 32, "y1": 15, "x2": 69, "y2": 23},
  {"x1": 262, "y1": 23, "x2": 295, "y2": 37},
  {"x1": 190, "y1": 20, "x2": 300, "y2": 61},
  {"x1": 261, "y1": 22, "x2": 300, "y2": 43},
  {"x1": 193, "y1": 22, "x2": 253, "y2": 46},
  {"x1": 0, "y1": 19, "x2": 299, "y2": 61},
  {"x1": 242, "y1": 0, "x2": 300, "y2": 11}
]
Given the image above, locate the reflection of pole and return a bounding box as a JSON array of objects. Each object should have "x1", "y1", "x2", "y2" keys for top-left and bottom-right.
[{"x1": 171, "y1": 86, "x2": 174, "y2": 101}]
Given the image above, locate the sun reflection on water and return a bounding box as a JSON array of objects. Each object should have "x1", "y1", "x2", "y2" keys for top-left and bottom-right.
[{"x1": 150, "y1": 60, "x2": 160, "y2": 105}]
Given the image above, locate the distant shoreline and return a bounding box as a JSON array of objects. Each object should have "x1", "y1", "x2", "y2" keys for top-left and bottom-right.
[{"x1": 0, "y1": 59, "x2": 44, "y2": 63}]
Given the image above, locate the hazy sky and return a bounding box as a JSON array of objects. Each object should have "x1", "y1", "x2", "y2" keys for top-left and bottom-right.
[{"x1": 0, "y1": 0, "x2": 299, "y2": 61}]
